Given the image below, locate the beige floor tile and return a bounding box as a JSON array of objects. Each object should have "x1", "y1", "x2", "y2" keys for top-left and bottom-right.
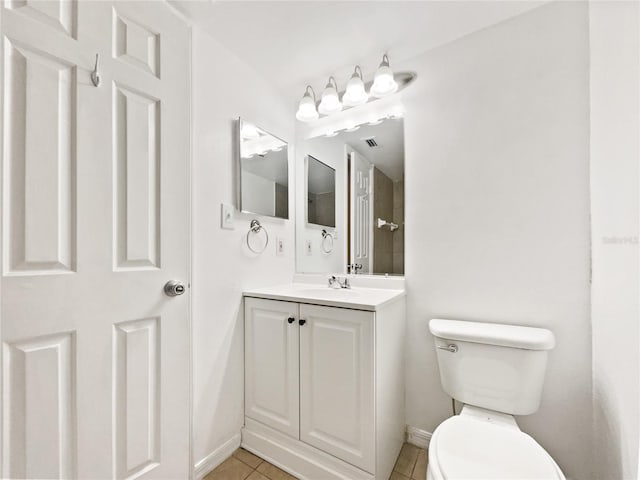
[
  {"x1": 411, "y1": 449, "x2": 428, "y2": 480},
  {"x1": 256, "y1": 461, "x2": 297, "y2": 480},
  {"x1": 390, "y1": 472, "x2": 411, "y2": 480},
  {"x1": 204, "y1": 457, "x2": 254, "y2": 480},
  {"x1": 246, "y1": 472, "x2": 270, "y2": 480},
  {"x1": 233, "y1": 448, "x2": 263, "y2": 469},
  {"x1": 393, "y1": 443, "x2": 420, "y2": 477}
]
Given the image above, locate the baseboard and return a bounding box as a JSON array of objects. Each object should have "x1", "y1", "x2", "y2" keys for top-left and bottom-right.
[
  {"x1": 194, "y1": 433, "x2": 241, "y2": 480},
  {"x1": 406, "y1": 425, "x2": 432, "y2": 449}
]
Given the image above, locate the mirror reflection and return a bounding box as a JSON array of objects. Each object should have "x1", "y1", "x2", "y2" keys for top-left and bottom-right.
[
  {"x1": 296, "y1": 119, "x2": 404, "y2": 275},
  {"x1": 238, "y1": 118, "x2": 289, "y2": 219},
  {"x1": 306, "y1": 156, "x2": 336, "y2": 228}
]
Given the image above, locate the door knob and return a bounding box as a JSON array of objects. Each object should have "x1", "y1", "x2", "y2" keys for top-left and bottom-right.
[
  {"x1": 287, "y1": 317, "x2": 295, "y2": 324},
  {"x1": 164, "y1": 280, "x2": 186, "y2": 297},
  {"x1": 299, "y1": 319, "x2": 307, "y2": 326}
]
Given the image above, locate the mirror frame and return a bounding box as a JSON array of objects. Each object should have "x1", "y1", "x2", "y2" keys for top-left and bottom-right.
[{"x1": 236, "y1": 117, "x2": 289, "y2": 219}]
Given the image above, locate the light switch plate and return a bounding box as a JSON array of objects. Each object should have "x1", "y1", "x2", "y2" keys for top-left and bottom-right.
[
  {"x1": 305, "y1": 240, "x2": 312, "y2": 255},
  {"x1": 221, "y1": 203, "x2": 234, "y2": 229},
  {"x1": 276, "y1": 237, "x2": 285, "y2": 256}
]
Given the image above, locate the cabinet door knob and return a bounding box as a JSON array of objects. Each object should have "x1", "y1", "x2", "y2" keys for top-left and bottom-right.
[
  {"x1": 299, "y1": 319, "x2": 307, "y2": 326},
  {"x1": 287, "y1": 317, "x2": 295, "y2": 324}
]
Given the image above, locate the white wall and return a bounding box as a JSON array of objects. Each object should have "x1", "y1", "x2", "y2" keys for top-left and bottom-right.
[
  {"x1": 590, "y1": 2, "x2": 640, "y2": 479},
  {"x1": 398, "y1": 3, "x2": 592, "y2": 478},
  {"x1": 191, "y1": 27, "x2": 295, "y2": 473},
  {"x1": 241, "y1": 170, "x2": 275, "y2": 217},
  {"x1": 295, "y1": 135, "x2": 347, "y2": 273}
]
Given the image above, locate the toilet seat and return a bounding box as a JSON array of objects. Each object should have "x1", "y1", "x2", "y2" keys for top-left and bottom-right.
[{"x1": 428, "y1": 415, "x2": 565, "y2": 480}]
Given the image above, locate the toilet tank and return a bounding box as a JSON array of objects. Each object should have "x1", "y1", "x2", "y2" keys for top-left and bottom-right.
[{"x1": 429, "y1": 319, "x2": 555, "y2": 415}]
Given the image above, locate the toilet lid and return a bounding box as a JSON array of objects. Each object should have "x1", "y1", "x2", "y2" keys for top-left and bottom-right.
[{"x1": 431, "y1": 416, "x2": 563, "y2": 479}]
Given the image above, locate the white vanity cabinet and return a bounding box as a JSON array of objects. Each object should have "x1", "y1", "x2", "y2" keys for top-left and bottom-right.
[{"x1": 242, "y1": 287, "x2": 405, "y2": 480}]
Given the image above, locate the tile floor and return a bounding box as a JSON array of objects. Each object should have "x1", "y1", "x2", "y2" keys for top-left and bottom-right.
[{"x1": 204, "y1": 443, "x2": 428, "y2": 480}]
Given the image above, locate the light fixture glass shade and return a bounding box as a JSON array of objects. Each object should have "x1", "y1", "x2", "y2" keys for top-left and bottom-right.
[
  {"x1": 241, "y1": 122, "x2": 260, "y2": 140},
  {"x1": 296, "y1": 87, "x2": 319, "y2": 122},
  {"x1": 318, "y1": 77, "x2": 342, "y2": 115},
  {"x1": 343, "y1": 67, "x2": 368, "y2": 107},
  {"x1": 370, "y1": 54, "x2": 398, "y2": 98}
]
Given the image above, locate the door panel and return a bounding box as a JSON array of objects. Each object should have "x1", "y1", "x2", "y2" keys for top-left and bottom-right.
[
  {"x1": 3, "y1": 39, "x2": 76, "y2": 274},
  {"x1": 113, "y1": 84, "x2": 161, "y2": 270},
  {"x1": 299, "y1": 304, "x2": 375, "y2": 473},
  {"x1": 245, "y1": 298, "x2": 300, "y2": 438},
  {"x1": 113, "y1": 317, "x2": 160, "y2": 478},
  {"x1": 5, "y1": 0, "x2": 76, "y2": 38},
  {"x1": 1, "y1": 2, "x2": 191, "y2": 478},
  {"x1": 3, "y1": 331, "x2": 76, "y2": 479}
]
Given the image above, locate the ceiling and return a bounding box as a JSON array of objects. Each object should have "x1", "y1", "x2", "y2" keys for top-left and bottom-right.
[
  {"x1": 343, "y1": 119, "x2": 404, "y2": 182},
  {"x1": 308, "y1": 118, "x2": 404, "y2": 184},
  {"x1": 170, "y1": 1, "x2": 546, "y2": 99}
]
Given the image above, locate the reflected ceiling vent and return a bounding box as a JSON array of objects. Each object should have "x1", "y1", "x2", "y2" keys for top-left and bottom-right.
[{"x1": 364, "y1": 137, "x2": 379, "y2": 148}]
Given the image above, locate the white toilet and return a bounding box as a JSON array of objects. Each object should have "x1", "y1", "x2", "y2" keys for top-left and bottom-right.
[{"x1": 427, "y1": 318, "x2": 566, "y2": 480}]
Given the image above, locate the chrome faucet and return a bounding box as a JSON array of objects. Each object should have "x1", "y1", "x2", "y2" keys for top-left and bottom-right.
[{"x1": 328, "y1": 275, "x2": 351, "y2": 289}]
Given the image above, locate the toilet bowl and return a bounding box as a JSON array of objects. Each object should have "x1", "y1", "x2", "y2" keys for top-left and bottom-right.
[
  {"x1": 426, "y1": 405, "x2": 565, "y2": 480},
  {"x1": 428, "y1": 318, "x2": 566, "y2": 480}
]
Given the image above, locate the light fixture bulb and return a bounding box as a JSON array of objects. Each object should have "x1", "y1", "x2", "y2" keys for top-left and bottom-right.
[
  {"x1": 370, "y1": 54, "x2": 398, "y2": 98},
  {"x1": 318, "y1": 77, "x2": 343, "y2": 116},
  {"x1": 296, "y1": 86, "x2": 319, "y2": 122},
  {"x1": 343, "y1": 66, "x2": 368, "y2": 107}
]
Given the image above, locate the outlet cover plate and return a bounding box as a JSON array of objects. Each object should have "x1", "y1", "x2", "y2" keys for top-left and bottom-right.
[{"x1": 221, "y1": 203, "x2": 234, "y2": 229}]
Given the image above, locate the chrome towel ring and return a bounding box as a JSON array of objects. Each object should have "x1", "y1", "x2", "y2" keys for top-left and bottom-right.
[
  {"x1": 246, "y1": 219, "x2": 269, "y2": 254},
  {"x1": 321, "y1": 229, "x2": 334, "y2": 254}
]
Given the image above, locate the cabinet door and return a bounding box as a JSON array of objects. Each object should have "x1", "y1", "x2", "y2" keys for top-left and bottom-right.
[
  {"x1": 299, "y1": 305, "x2": 375, "y2": 473},
  {"x1": 245, "y1": 298, "x2": 300, "y2": 437}
]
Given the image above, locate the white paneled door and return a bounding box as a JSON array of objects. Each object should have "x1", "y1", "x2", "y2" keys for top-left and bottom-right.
[
  {"x1": 349, "y1": 151, "x2": 373, "y2": 274},
  {"x1": 0, "y1": 2, "x2": 190, "y2": 479}
]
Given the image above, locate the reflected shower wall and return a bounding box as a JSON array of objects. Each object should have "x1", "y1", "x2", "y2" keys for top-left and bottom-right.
[{"x1": 373, "y1": 168, "x2": 404, "y2": 275}]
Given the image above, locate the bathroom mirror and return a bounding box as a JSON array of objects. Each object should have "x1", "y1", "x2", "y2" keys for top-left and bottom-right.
[
  {"x1": 296, "y1": 119, "x2": 404, "y2": 275},
  {"x1": 306, "y1": 156, "x2": 336, "y2": 228},
  {"x1": 237, "y1": 118, "x2": 289, "y2": 218}
]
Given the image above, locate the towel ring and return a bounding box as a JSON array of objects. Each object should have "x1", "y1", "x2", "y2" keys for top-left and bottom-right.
[
  {"x1": 246, "y1": 219, "x2": 269, "y2": 254},
  {"x1": 321, "y1": 229, "x2": 334, "y2": 254}
]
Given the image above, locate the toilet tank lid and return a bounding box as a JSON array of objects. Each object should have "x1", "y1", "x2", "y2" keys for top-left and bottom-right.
[{"x1": 429, "y1": 319, "x2": 555, "y2": 350}]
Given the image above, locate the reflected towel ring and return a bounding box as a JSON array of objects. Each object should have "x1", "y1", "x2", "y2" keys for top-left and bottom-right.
[
  {"x1": 321, "y1": 229, "x2": 334, "y2": 254},
  {"x1": 246, "y1": 219, "x2": 269, "y2": 254}
]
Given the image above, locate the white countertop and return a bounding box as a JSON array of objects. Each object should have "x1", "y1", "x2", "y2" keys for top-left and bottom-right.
[{"x1": 243, "y1": 283, "x2": 405, "y2": 311}]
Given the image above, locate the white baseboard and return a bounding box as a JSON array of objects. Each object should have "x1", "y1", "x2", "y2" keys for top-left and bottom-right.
[
  {"x1": 406, "y1": 425, "x2": 432, "y2": 449},
  {"x1": 194, "y1": 433, "x2": 241, "y2": 480}
]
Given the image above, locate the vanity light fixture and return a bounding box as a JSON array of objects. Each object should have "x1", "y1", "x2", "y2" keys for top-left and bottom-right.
[
  {"x1": 296, "y1": 85, "x2": 319, "y2": 122},
  {"x1": 318, "y1": 76, "x2": 343, "y2": 115},
  {"x1": 241, "y1": 122, "x2": 260, "y2": 140},
  {"x1": 295, "y1": 54, "x2": 414, "y2": 123},
  {"x1": 342, "y1": 66, "x2": 368, "y2": 107},
  {"x1": 388, "y1": 109, "x2": 404, "y2": 120},
  {"x1": 370, "y1": 54, "x2": 398, "y2": 98}
]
